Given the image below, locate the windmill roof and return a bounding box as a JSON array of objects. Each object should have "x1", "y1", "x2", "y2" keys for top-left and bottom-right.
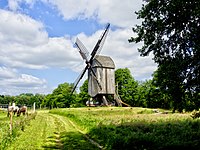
[{"x1": 92, "y1": 55, "x2": 115, "y2": 69}]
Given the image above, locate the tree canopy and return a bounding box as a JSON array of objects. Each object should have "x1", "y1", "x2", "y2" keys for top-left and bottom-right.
[
  {"x1": 129, "y1": 0, "x2": 200, "y2": 112},
  {"x1": 78, "y1": 79, "x2": 90, "y2": 106},
  {"x1": 115, "y1": 68, "x2": 138, "y2": 106},
  {"x1": 41, "y1": 82, "x2": 75, "y2": 108}
]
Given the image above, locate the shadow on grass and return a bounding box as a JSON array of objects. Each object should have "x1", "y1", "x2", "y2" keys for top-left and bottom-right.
[
  {"x1": 87, "y1": 119, "x2": 200, "y2": 150},
  {"x1": 42, "y1": 131, "x2": 99, "y2": 150}
]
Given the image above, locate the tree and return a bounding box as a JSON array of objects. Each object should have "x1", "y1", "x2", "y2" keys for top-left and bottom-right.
[
  {"x1": 41, "y1": 94, "x2": 52, "y2": 109},
  {"x1": 41, "y1": 82, "x2": 75, "y2": 108},
  {"x1": 115, "y1": 68, "x2": 138, "y2": 106},
  {"x1": 78, "y1": 80, "x2": 90, "y2": 106},
  {"x1": 17, "y1": 93, "x2": 33, "y2": 106},
  {"x1": 0, "y1": 95, "x2": 8, "y2": 104},
  {"x1": 129, "y1": 0, "x2": 200, "y2": 112},
  {"x1": 31, "y1": 94, "x2": 45, "y2": 108}
]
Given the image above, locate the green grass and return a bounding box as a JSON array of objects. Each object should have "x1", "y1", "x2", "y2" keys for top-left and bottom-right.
[
  {"x1": 0, "y1": 111, "x2": 37, "y2": 149},
  {"x1": 1, "y1": 110, "x2": 99, "y2": 150},
  {"x1": 50, "y1": 107, "x2": 200, "y2": 150},
  {"x1": 1, "y1": 107, "x2": 200, "y2": 149}
]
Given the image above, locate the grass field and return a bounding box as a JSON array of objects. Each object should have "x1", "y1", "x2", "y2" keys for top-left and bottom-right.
[{"x1": 1, "y1": 107, "x2": 200, "y2": 149}]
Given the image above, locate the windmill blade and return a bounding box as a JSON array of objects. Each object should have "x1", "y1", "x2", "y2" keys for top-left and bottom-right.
[
  {"x1": 90, "y1": 23, "x2": 110, "y2": 62},
  {"x1": 71, "y1": 65, "x2": 88, "y2": 93},
  {"x1": 75, "y1": 38, "x2": 90, "y2": 62},
  {"x1": 88, "y1": 66, "x2": 102, "y2": 90},
  {"x1": 96, "y1": 27, "x2": 109, "y2": 55}
]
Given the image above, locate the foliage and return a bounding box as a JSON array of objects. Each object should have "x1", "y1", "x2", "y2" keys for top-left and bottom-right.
[
  {"x1": 137, "y1": 79, "x2": 171, "y2": 109},
  {"x1": 115, "y1": 68, "x2": 139, "y2": 106},
  {"x1": 78, "y1": 80, "x2": 91, "y2": 106},
  {"x1": 41, "y1": 82, "x2": 75, "y2": 108},
  {"x1": 129, "y1": 0, "x2": 200, "y2": 112},
  {"x1": 0, "y1": 94, "x2": 45, "y2": 108}
]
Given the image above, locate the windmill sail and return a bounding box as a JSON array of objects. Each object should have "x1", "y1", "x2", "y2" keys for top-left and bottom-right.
[
  {"x1": 96, "y1": 25, "x2": 109, "y2": 55},
  {"x1": 88, "y1": 67, "x2": 102, "y2": 90},
  {"x1": 90, "y1": 23, "x2": 110, "y2": 61},
  {"x1": 75, "y1": 38, "x2": 89, "y2": 62},
  {"x1": 71, "y1": 65, "x2": 88, "y2": 93}
]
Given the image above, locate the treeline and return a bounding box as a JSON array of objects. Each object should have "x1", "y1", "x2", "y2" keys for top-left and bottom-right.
[
  {"x1": 1, "y1": 68, "x2": 198, "y2": 112},
  {"x1": 115, "y1": 68, "x2": 199, "y2": 112},
  {"x1": 0, "y1": 93, "x2": 45, "y2": 108}
]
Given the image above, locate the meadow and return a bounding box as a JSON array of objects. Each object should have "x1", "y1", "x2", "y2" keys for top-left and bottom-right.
[
  {"x1": 0, "y1": 107, "x2": 200, "y2": 149},
  {"x1": 50, "y1": 107, "x2": 200, "y2": 150}
]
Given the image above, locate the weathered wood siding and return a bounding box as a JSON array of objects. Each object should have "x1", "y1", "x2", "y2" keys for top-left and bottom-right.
[{"x1": 88, "y1": 55, "x2": 115, "y2": 97}]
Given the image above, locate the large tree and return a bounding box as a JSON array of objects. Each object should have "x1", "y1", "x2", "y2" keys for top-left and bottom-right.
[
  {"x1": 115, "y1": 68, "x2": 138, "y2": 106},
  {"x1": 129, "y1": 0, "x2": 200, "y2": 112},
  {"x1": 41, "y1": 82, "x2": 75, "y2": 108}
]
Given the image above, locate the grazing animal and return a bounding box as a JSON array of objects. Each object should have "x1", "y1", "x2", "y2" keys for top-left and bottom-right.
[
  {"x1": 7, "y1": 106, "x2": 19, "y2": 117},
  {"x1": 17, "y1": 106, "x2": 28, "y2": 116}
]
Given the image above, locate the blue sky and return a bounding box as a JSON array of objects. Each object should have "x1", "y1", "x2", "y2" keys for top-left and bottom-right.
[{"x1": 0, "y1": 0, "x2": 157, "y2": 95}]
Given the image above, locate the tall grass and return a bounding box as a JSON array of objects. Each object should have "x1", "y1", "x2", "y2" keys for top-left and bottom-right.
[
  {"x1": 50, "y1": 107, "x2": 200, "y2": 150},
  {"x1": 0, "y1": 111, "x2": 37, "y2": 149}
]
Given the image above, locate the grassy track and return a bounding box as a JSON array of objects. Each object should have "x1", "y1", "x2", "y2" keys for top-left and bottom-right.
[{"x1": 5, "y1": 110, "x2": 99, "y2": 150}]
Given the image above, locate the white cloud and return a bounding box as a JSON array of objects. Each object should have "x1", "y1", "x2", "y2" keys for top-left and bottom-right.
[
  {"x1": 0, "y1": 66, "x2": 49, "y2": 95},
  {"x1": 0, "y1": 9, "x2": 48, "y2": 46},
  {"x1": 4, "y1": 73, "x2": 46, "y2": 87},
  {"x1": 7, "y1": 0, "x2": 143, "y2": 28},
  {"x1": 8, "y1": 0, "x2": 36, "y2": 11},
  {"x1": 46, "y1": 0, "x2": 143, "y2": 28},
  {"x1": 0, "y1": 9, "x2": 79, "y2": 70},
  {"x1": 0, "y1": 9, "x2": 79, "y2": 95},
  {"x1": 0, "y1": 67, "x2": 17, "y2": 79},
  {"x1": 8, "y1": 0, "x2": 20, "y2": 11},
  {"x1": 0, "y1": 37, "x2": 79, "y2": 69}
]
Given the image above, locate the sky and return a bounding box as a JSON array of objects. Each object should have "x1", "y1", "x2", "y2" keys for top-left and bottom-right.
[{"x1": 0, "y1": 0, "x2": 157, "y2": 95}]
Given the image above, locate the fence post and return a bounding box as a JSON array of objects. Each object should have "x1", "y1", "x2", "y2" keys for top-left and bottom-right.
[
  {"x1": 33, "y1": 102, "x2": 36, "y2": 113},
  {"x1": 9, "y1": 105, "x2": 13, "y2": 135}
]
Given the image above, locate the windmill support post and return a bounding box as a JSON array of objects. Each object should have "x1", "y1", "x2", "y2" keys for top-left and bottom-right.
[{"x1": 102, "y1": 96, "x2": 108, "y2": 106}]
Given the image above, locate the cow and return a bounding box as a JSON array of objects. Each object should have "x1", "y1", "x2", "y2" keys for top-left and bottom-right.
[
  {"x1": 7, "y1": 106, "x2": 19, "y2": 117},
  {"x1": 17, "y1": 106, "x2": 28, "y2": 116}
]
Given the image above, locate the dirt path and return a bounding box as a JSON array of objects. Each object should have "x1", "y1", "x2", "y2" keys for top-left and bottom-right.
[{"x1": 6, "y1": 111, "x2": 100, "y2": 150}]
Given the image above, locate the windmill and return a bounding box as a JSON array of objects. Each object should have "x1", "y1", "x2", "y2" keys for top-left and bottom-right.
[{"x1": 72, "y1": 23, "x2": 122, "y2": 106}]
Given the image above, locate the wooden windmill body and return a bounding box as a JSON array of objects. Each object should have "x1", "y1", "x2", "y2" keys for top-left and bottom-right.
[
  {"x1": 72, "y1": 24, "x2": 122, "y2": 106},
  {"x1": 88, "y1": 55, "x2": 115, "y2": 97}
]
